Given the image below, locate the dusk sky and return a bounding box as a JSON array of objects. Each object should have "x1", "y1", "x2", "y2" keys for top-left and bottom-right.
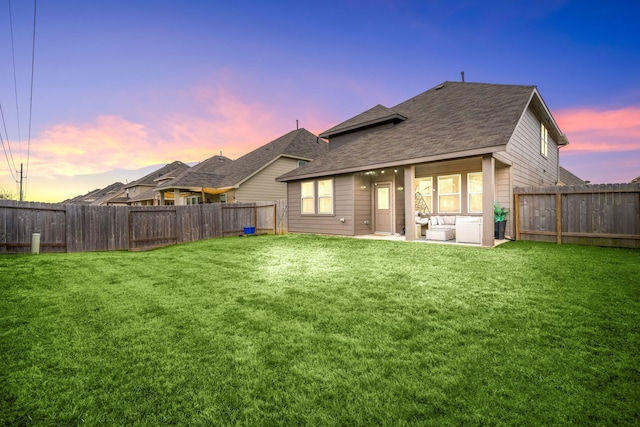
[{"x1": 1, "y1": 0, "x2": 639, "y2": 202}]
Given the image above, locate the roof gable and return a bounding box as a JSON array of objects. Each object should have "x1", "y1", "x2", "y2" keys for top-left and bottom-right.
[
  {"x1": 215, "y1": 128, "x2": 328, "y2": 187},
  {"x1": 125, "y1": 161, "x2": 190, "y2": 188},
  {"x1": 319, "y1": 104, "x2": 407, "y2": 138},
  {"x1": 157, "y1": 155, "x2": 232, "y2": 189}
]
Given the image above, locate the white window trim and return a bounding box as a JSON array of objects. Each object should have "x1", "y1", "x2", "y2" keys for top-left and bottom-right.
[
  {"x1": 540, "y1": 122, "x2": 549, "y2": 157},
  {"x1": 415, "y1": 177, "x2": 433, "y2": 214},
  {"x1": 437, "y1": 174, "x2": 462, "y2": 214},
  {"x1": 301, "y1": 179, "x2": 334, "y2": 215},
  {"x1": 318, "y1": 179, "x2": 334, "y2": 215},
  {"x1": 467, "y1": 172, "x2": 483, "y2": 213},
  {"x1": 301, "y1": 181, "x2": 316, "y2": 214}
]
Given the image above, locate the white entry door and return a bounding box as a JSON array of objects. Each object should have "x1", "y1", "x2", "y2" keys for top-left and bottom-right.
[{"x1": 374, "y1": 182, "x2": 392, "y2": 234}]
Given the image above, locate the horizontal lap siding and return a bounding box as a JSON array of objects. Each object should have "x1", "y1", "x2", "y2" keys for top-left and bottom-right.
[
  {"x1": 235, "y1": 158, "x2": 297, "y2": 202},
  {"x1": 287, "y1": 174, "x2": 355, "y2": 235},
  {"x1": 354, "y1": 173, "x2": 372, "y2": 235},
  {"x1": 507, "y1": 108, "x2": 559, "y2": 188}
]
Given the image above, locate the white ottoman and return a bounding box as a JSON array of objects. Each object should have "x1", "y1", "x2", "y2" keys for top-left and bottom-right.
[{"x1": 426, "y1": 228, "x2": 455, "y2": 241}]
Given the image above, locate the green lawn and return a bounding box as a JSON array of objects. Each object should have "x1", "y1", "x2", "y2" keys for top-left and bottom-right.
[{"x1": 1, "y1": 234, "x2": 639, "y2": 426}]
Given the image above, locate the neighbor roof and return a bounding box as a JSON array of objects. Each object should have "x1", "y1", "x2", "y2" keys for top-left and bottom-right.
[
  {"x1": 278, "y1": 81, "x2": 568, "y2": 181},
  {"x1": 156, "y1": 155, "x2": 233, "y2": 190},
  {"x1": 559, "y1": 166, "x2": 586, "y2": 186},
  {"x1": 124, "y1": 161, "x2": 190, "y2": 188},
  {"x1": 157, "y1": 128, "x2": 328, "y2": 191},
  {"x1": 64, "y1": 181, "x2": 125, "y2": 205}
]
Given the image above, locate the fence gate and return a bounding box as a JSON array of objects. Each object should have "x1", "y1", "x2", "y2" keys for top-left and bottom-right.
[
  {"x1": 221, "y1": 203, "x2": 277, "y2": 236},
  {"x1": 129, "y1": 209, "x2": 178, "y2": 251}
]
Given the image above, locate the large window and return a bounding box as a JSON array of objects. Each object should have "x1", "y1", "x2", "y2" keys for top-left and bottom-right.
[
  {"x1": 438, "y1": 174, "x2": 461, "y2": 213},
  {"x1": 467, "y1": 172, "x2": 483, "y2": 212},
  {"x1": 318, "y1": 179, "x2": 334, "y2": 214},
  {"x1": 301, "y1": 181, "x2": 315, "y2": 214},
  {"x1": 540, "y1": 122, "x2": 549, "y2": 157},
  {"x1": 301, "y1": 179, "x2": 334, "y2": 215},
  {"x1": 415, "y1": 177, "x2": 433, "y2": 213}
]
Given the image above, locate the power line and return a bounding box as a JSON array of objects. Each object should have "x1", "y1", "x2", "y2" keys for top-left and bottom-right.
[
  {"x1": 24, "y1": 0, "x2": 38, "y2": 199},
  {"x1": 0, "y1": 131, "x2": 18, "y2": 182},
  {"x1": 8, "y1": 0, "x2": 23, "y2": 155},
  {"x1": 0, "y1": 103, "x2": 18, "y2": 180}
]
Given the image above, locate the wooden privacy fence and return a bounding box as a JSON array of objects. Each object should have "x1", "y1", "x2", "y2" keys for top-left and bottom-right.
[
  {"x1": 0, "y1": 200, "x2": 288, "y2": 254},
  {"x1": 514, "y1": 184, "x2": 640, "y2": 248}
]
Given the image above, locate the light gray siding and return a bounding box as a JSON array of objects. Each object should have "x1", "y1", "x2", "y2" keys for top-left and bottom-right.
[
  {"x1": 287, "y1": 174, "x2": 355, "y2": 235},
  {"x1": 500, "y1": 106, "x2": 561, "y2": 238},
  {"x1": 235, "y1": 157, "x2": 299, "y2": 202},
  {"x1": 506, "y1": 107, "x2": 560, "y2": 188}
]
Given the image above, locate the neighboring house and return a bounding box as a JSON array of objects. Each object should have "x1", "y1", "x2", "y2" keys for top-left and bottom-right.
[
  {"x1": 123, "y1": 161, "x2": 191, "y2": 206},
  {"x1": 153, "y1": 155, "x2": 233, "y2": 205},
  {"x1": 558, "y1": 166, "x2": 586, "y2": 186},
  {"x1": 64, "y1": 182, "x2": 125, "y2": 205},
  {"x1": 632, "y1": 176, "x2": 640, "y2": 184},
  {"x1": 155, "y1": 128, "x2": 328, "y2": 205},
  {"x1": 277, "y1": 81, "x2": 569, "y2": 247}
]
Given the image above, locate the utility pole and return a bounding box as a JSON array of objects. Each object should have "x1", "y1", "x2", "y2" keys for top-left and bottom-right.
[{"x1": 19, "y1": 163, "x2": 24, "y2": 201}]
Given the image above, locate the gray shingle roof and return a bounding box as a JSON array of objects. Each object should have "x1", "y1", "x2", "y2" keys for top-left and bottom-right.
[
  {"x1": 158, "y1": 128, "x2": 328, "y2": 191},
  {"x1": 319, "y1": 104, "x2": 406, "y2": 138},
  {"x1": 158, "y1": 155, "x2": 232, "y2": 189},
  {"x1": 559, "y1": 166, "x2": 586, "y2": 185},
  {"x1": 64, "y1": 181, "x2": 125, "y2": 204},
  {"x1": 278, "y1": 81, "x2": 566, "y2": 181},
  {"x1": 124, "y1": 161, "x2": 190, "y2": 188}
]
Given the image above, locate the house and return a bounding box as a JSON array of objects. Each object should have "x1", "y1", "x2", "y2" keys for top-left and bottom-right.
[
  {"x1": 153, "y1": 155, "x2": 233, "y2": 205},
  {"x1": 558, "y1": 166, "x2": 586, "y2": 186},
  {"x1": 118, "y1": 161, "x2": 190, "y2": 206},
  {"x1": 155, "y1": 128, "x2": 328, "y2": 205},
  {"x1": 63, "y1": 182, "x2": 125, "y2": 205},
  {"x1": 277, "y1": 81, "x2": 569, "y2": 247}
]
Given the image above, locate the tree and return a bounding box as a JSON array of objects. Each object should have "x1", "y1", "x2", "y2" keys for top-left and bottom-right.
[{"x1": 0, "y1": 187, "x2": 15, "y2": 200}]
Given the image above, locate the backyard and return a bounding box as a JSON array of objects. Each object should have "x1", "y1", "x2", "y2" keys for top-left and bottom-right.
[{"x1": 1, "y1": 234, "x2": 639, "y2": 426}]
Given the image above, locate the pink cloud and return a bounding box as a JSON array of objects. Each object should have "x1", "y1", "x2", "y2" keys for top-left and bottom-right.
[{"x1": 554, "y1": 106, "x2": 640, "y2": 153}]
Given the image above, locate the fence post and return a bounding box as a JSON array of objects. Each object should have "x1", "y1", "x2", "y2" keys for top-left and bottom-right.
[
  {"x1": 556, "y1": 192, "x2": 562, "y2": 244},
  {"x1": 514, "y1": 193, "x2": 520, "y2": 241},
  {"x1": 273, "y1": 203, "x2": 277, "y2": 235}
]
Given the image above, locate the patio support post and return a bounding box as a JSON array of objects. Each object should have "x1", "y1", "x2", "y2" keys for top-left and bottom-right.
[
  {"x1": 404, "y1": 166, "x2": 416, "y2": 241},
  {"x1": 482, "y1": 155, "x2": 495, "y2": 247},
  {"x1": 159, "y1": 191, "x2": 165, "y2": 205},
  {"x1": 174, "y1": 189, "x2": 182, "y2": 205}
]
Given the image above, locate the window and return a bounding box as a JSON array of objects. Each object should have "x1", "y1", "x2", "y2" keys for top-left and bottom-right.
[
  {"x1": 467, "y1": 172, "x2": 483, "y2": 212},
  {"x1": 377, "y1": 186, "x2": 389, "y2": 210},
  {"x1": 318, "y1": 179, "x2": 334, "y2": 214},
  {"x1": 301, "y1": 181, "x2": 315, "y2": 214},
  {"x1": 301, "y1": 179, "x2": 334, "y2": 215},
  {"x1": 540, "y1": 122, "x2": 548, "y2": 157},
  {"x1": 186, "y1": 195, "x2": 201, "y2": 205},
  {"x1": 438, "y1": 174, "x2": 461, "y2": 213},
  {"x1": 415, "y1": 177, "x2": 433, "y2": 213},
  {"x1": 297, "y1": 160, "x2": 307, "y2": 168},
  {"x1": 219, "y1": 193, "x2": 227, "y2": 203}
]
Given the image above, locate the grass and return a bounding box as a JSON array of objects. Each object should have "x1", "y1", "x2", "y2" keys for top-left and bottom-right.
[{"x1": 1, "y1": 234, "x2": 639, "y2": 426}]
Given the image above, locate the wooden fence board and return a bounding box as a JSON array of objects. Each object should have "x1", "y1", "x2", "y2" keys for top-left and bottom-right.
[
  {"x1": 0, "y1": 200, "x2": 289, "y2": 254},
  {"x1": 514, "y1": 184, "x2": 640, "y2": 248}
]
